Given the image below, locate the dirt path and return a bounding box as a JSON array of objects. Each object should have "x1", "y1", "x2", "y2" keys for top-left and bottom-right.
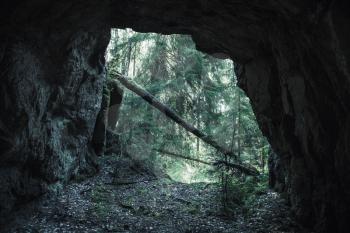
[{"x1": 1, "y1": 156, "x2": 306, "y2": 233}]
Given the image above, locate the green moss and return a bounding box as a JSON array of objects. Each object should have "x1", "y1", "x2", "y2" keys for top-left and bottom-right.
[
  {"x1": 89, "y1": 185, "x2": 114, "y2": 219},
  {"x1": 47, "y1": 182, "x2": 63, "y2": 195},
  {"x1": 186, "y1": 204, "x2": 200, "y2": 215}
]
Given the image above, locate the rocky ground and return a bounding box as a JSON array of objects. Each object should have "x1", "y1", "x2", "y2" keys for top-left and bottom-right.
[{"x1": 1, "y1": 155, "x2": 308, "y2": 233}]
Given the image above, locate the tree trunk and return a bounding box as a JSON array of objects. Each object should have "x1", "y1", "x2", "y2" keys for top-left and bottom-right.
[
  {"x1": 107, "y1": 79, "x2": 124, "y2": 130},
  {"x1": 92, "y1": 84, "x2": 110, "y2": 156},
  {"x1": 132, "y1": 43, "x2": 137, "y2": 76},
  {"x1": 237, "y1": 89, "x2": 242, "y2": 161},
  {"x1": 155, "y1": 149, "x2": 212, "y2": 166},
  {"x1": 123, "y1": 40, "x2": 132, "y2": 76},
  {"x1": 112, "y1": 72, "x2": 259, "y2": 176},
  {"x1": 196, "y1": 95, "x2": 201, "y2": 157}
]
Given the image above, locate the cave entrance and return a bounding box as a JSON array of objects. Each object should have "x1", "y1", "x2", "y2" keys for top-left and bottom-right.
[
  {"x1": 105, "y1": 28, "x2": 271, "y2": 184},
  {"x1": 97, "y1": 30, "x2": 295, "y2": 228}
]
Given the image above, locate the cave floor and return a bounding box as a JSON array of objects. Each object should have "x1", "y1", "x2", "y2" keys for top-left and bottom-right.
[{"x1": 2, "y1": 155, "x2": 305, "y2": 233}]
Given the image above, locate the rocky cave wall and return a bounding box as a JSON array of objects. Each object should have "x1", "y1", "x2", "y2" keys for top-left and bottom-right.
[
  {"x1": 113, "y1": 1, "x2": 350, "y2": 231},
  {"x1": 1, "y1": 1, "x2": 350, "y2": 232},
  {"x1": 0, "y1": 1, "x2": 110, "y2": 220}
]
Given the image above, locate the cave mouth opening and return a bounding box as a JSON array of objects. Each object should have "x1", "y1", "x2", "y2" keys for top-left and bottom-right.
[{"x1": 105, "y1": 28, "x2": 271, "y2": 185}]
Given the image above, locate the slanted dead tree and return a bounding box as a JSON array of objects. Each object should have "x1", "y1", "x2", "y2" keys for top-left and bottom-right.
[
  {"x1": 111, "y1": 72, "x2": 259, "y2": 176},
  {"x1": 154, "y1": 149, "x2": 213, "y2": 166},
  {"x1": 154, "y1": 149, "x2": 258, "y2": 176}
]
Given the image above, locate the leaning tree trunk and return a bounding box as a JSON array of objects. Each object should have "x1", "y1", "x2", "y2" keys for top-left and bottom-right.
[{"x1": 111, "y1": 72, "x2": 259, "y2": 176}]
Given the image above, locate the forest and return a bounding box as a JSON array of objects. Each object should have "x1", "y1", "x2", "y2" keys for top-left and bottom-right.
[
  {"x1": 0, "y1": 28, "x2": 310, "y2": 233},
  {"x1": 2, "y1": 2, "x2": 348, "y2": 232},
  {"x1": 107, "y1": 29, "x2": 270, "y2": 183},
  {"x1": 100, "y1": 28, "x2": 277, "y2": 215}
]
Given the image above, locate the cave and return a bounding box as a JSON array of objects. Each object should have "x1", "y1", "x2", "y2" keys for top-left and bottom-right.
[{"x1": 1, "y1": 1, "x2": 350, "y2": 232}]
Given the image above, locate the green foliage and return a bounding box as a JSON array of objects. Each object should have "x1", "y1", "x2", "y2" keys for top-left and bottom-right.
[
  {"x1": 106, "y1": 29, "x2": 270, "y2": 184},
  {"x1": 221, "y1": 175, "x2": 269, "y2": 216},
  {"x1": 90, "y1": 185, "x2": 114, "y2": 219}
]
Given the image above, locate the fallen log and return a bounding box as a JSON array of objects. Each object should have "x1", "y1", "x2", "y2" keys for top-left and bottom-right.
[
  {"x1": 154, "y1": 149, "x2": 213, "y2": 166},
  {"x1": 111, "y1": 72, "x2": 259, "y2": 176},
  {"x1": 155, "y1": 149, "x2": 259, "y2": 176}
]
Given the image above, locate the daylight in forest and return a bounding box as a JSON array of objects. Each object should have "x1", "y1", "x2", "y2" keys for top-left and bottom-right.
[
  {"x1": 107, "y1": 29, "x2": 270, "y2": 183},
  {"x1": 2, "y1": 2, "x2": 348, "y2": 232}
]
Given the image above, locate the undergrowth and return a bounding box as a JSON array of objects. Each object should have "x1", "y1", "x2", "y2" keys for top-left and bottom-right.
[{"x1": 221, "y1": 174, "x2": 269, "y2": 216}]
